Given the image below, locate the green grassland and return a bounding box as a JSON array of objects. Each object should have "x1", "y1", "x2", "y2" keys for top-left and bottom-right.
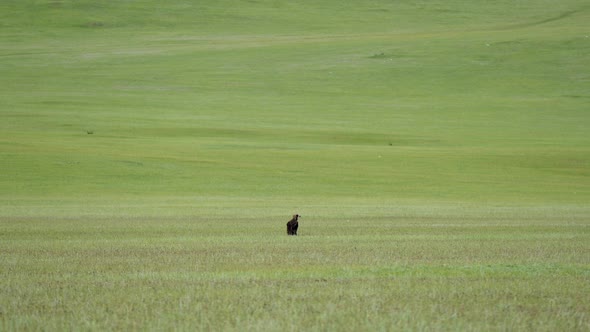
[{"x1": 1, "y1": 0, "x2": 590, "y2": 330}]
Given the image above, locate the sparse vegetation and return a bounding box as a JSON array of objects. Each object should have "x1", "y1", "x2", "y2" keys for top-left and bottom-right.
[{"x1": 1, "y1": 0, "x2": 589, "y2": 330}]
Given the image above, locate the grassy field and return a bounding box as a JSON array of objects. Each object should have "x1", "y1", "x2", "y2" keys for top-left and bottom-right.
[{"x1": 1, "y1": 0, "x2": 590, "y2": 330}]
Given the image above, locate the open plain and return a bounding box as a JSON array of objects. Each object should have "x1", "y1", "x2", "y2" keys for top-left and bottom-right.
[{"x1": 1, "y1": 0, "x2": 589, "y2": 330}]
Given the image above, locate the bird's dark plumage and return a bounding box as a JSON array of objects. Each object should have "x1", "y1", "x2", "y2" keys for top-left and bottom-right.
[{"x1": 286, "y1": 214, "x2": 300, "y2": 235}]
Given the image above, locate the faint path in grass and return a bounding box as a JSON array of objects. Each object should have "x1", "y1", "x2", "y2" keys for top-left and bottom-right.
[{"x1": 498, "y1": 6, "x2": 587, "y2": 30}]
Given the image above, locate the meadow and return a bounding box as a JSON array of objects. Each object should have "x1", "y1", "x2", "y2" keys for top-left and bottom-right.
[{"x1": 1, "y1": 0, "x2": 589, "y2": 330}]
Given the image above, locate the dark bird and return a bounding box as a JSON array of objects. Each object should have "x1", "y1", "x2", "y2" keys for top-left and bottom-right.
[{"x1": 286, "y1": 214, "x2": 300, "y2": 236}]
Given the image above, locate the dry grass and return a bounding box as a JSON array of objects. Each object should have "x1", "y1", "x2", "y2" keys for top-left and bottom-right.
[{"x1": 1, "y1": 202, "x2": 589, "y2": 331}]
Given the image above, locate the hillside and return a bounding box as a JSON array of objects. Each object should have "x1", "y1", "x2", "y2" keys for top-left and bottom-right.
[
  {"x1": 2, "y1": 0, "x2": 589, "y2": 206},
  {"x1": 1, "y1": 1, "x2": 590, "y2": 330}
]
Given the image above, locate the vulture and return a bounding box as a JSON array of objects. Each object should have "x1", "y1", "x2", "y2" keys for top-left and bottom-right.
[{"x1": 286, "y1": 214, "x2": 300, "y2": 235}]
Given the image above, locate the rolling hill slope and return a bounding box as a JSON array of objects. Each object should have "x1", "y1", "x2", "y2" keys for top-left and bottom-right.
[{"x1": 1, "y1": 0, "x2": 589, "y2": 204}]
